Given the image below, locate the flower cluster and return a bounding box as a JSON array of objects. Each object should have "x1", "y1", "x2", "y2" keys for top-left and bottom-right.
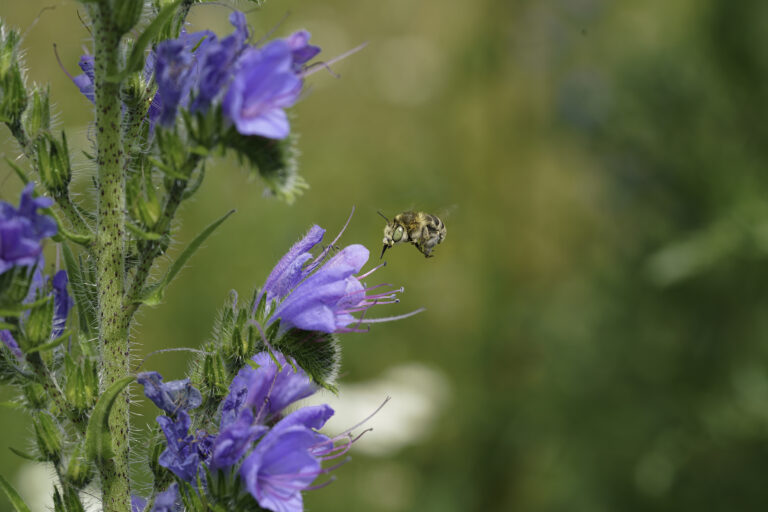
[
  {"x1": 139, "y1": 352, "x2": 344, "y2": 512},
  {"x1": 72, "y1": 12, "x2": 321, "y2": 139},
  {"x1": 0, "y1": 183, "x2": 57, "y2": 275}
]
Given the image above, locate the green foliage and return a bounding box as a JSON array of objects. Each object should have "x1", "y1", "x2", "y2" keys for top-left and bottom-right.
[
  {"x1": 0, "y1": 474, "x2": 31, "y2": 512},
  {"x1": 84, "y1": 376, "x2": 135, "y2": 464},
  {"x1": 223, "y1": 130, "x2": 308, "y2": 204}
]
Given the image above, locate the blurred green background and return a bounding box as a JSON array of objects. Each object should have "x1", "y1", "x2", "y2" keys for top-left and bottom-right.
[{"x1": 4, "y1": 0, "x2": 768, "y2": 510}]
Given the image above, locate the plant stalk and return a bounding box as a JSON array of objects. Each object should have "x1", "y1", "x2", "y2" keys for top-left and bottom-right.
[{"x1": 90, "y1": 4, "x2": 131, "y2": 511}]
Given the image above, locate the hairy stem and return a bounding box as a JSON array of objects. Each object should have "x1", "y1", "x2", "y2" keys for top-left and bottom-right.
[{"x1": 90, "y1": 4, "x2": 130, "y2": 511}]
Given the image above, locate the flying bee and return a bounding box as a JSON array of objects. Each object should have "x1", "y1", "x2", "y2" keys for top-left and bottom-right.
[{"x1": 379, "y1": 210, "x2": 447, "y2": 258}]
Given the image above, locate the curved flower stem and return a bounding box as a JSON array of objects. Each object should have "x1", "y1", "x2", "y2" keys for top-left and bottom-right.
[{"x1": 88, "y1": 3, "x2": 131, "y2": 511}]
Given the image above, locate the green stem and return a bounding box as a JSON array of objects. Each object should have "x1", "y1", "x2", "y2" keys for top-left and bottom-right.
[
  {"x1": 90, "y1": 4, "x2": 130, "y2": 511},
  {"x1": 126, "y1": 154, "x2": 201, "y2": 319}
]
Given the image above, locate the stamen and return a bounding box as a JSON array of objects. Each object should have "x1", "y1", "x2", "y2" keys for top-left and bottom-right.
[
  {"x1": 358, "y1": 308, "x2": 426, "y2": 324},
  {"x1": 53, "y1": 43, "x2": 77, "y2": 82},
  {"x1": 357, "y1": 260, "x2": 386, "y2": 280},
  {"x1": 302, "y1": 42, "x2": 369, "y2": 78},
  {"x1": 336, "y1": 397, "x2": 391, "y2": 438},
  {"x1": 303, "y1": 476, "x2": 337, "y2": 491},
  {"x1": 308, "y1": 206, "x2": 355, "y2": 271}
]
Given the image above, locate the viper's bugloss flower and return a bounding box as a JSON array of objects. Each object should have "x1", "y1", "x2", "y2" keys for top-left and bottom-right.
[
  {"x1": 0, "y1": 330, "x2": 22, "y2": 358},
  {"x1": 287, "y1": 30, "x2": 321, "y2": 72},
  {"x1": 222, "y1": 38, "x2": 305, "y2": 139},
  {"x1": 240, "y1": 404, "x2": 334, "y2": 512},
  {"x1": 189, "y1": 12, "x2": 249, "y2": 114},
  {"x1": 153, "y1": 482, "x2": 182, "y2": 512},
  {"x1": 212, "y1": 352, "x2": 316, "y2": 469},
  {"x1": 154, "y1": 30, "x2": 214, "y2": 126},
  {"x1": 51, "y1": 270, "x2": 73, "y2": 338},
  {"x1": 72, "y1": 55, "x2": 95, "y2": 103},
  {"x1": 137, "y1": 371, "x2": 203, "y2": 415},
  {"x1": 0, "y1": 183, "x2": 56, "y2": 275},
  {"x1": 157, "y1": 410, "x2": 214, "y2": 483}
]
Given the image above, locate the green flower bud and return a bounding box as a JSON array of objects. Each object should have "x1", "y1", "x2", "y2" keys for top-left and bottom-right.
[
  {"x1": 34, "y1": 413, "x2": 62, "y2": 463},
  {"x1": 23, "y1": 381, "x2": 48, "y2": 409},
  {"x1": 65, "y1": 356, "x2": 98, "y2": 416},
  {"x1": 0, "y1": 24, "x2": 27, "y2": 127},
  {"x1": 22, "y1": 85, "x2": 50, "y2": 141},
  {"x1": 24, "y1": 295, "x2": 53, "y2": 348},
  {"x1": 0, "y1": 265, "x2": 34, "y2": 304},
  {"x1": 203, "y1": 352, "x2": 228, "y2": 397},
  {"x1": 114, "y1": 0, "x2": 144, "y2": 35},
  {"x1": 36, "y1": 132, "x2": 72, "y2": 195},
  {"x1": 65, "y1": 444, "x2": 93, "y2": 489}
]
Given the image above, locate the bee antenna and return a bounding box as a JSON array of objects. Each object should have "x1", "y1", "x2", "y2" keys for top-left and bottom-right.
[{"x1": 377, "y1": 210, "x2": 389, "y2": 222}]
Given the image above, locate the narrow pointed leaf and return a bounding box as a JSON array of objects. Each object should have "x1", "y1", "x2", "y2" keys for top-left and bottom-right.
[
  {"x1": 25, "y1": 330, "x2": 72, "y2": 355},
  {"x1": 62, "y1": 244, "x2": 93, "y2": 339},
  {"x1": 127, "y1": 222, "x2": 162, "y2": 241},
  {"x1": 117, "y1": 0, "x2": 182, "y2": 81},
  {"x1": 0, "y1": 474, "x2": 32, "y2": 512},
  {"x1": 136, "y1": 210, "x2": 235, "y2": 305},
  {"x1": 85, "y1": 376, "x2": 135, "y2": 463},
  {"x1": 3, "y1": 157, "x2": 29, "y2": 184},
  {"x1": 8, "y1": 447, "x2": 43, "y2": 461},
  {"x1": 45, "y1": 209, "x2": 92, "y2": 246}
]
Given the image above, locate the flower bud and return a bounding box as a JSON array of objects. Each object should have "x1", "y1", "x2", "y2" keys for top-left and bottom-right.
[
  {"x1": 65, "y1": 443, "x2": 93, "y2": 489},
  {"x1": 114, "y1": 0, "x2": 144, "y2": 35},
  {"x1": 24, "y1": 295, "x2": 54, "y2": 348},
  {"x1": 0, "y1": 265, "x2": 34, "y2": 303},
  {"x1": 34, "y1": 413, "x2": 62, "y2": 463},
  {"x1": 22, "y1": 85, "x2": 50, "y2": 141},
  {"x1": 203, "y1": 352, "x2": 228, "y2": 397},
  {"x1": 36, "y1": 132, "x2": 72, "y2": 195},
  {"x1": 0, "y1": 24, "x2": 27, "y2": 127},
  {"x1": 22, "y1": 381, "x2": 48, "y2": 409}
]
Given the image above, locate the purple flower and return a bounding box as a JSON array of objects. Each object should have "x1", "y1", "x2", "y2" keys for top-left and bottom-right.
[
  {"x1": 153, "y1": 483, "x2": 181, "y2": 512},
  {"x1": 221, "y1": 352, "x2": 317, "y2": 427},
  {"x1": 131, "y1": 495, "x2": 147, "y2": 512},
  {"x1": 212, "y1": 351, "x2": 316, "y2": 469},
  {"x1": 286, "y1": 30, "x2": 321, "y2": 71},
  {"x1": 51, "y1": 270, "x2": 73, "y2": 338},
  {"x1": 138, "y1": 371, "x2": 203, "y2": 415},
  {"x1": 72, "y1": 55, "x2": 95, "y2": 103},
  {"x1": 154, "y1": 31, "x2": 214, "y2": 126},
  {"x1": 157, "y1": 410, "x2": 213, "y2": 483},
  {"x1": 189, "y1": 12, "x2": 250, "y2": 114},
  {"x1": 0, "y1": 330, "x2": 22, "y2": 359},
  {"x1": 256, "y1": 225, "x2": 325, "y2": 308},
  {"x1": 210, "y1": 408, "x2": 267, "y2": 470},
  {"x1": 0, "y1": 184, "x2": 57, "y2": 275},
  {"x1": 222, "y1": 39, "x2": 305, "y2": 139},
  {"x1": 240, "y1": 404, "x2": 334, "y2": 512}
]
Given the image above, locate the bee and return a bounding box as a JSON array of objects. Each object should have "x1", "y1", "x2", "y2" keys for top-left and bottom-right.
[{"x1": 379, "y1": 210, "x2": 447, "y2": 258}]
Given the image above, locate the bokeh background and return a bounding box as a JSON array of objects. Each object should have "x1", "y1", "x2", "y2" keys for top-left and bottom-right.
[{"x1": 3, "y1": 0, "x2": 768, "y2": 510}]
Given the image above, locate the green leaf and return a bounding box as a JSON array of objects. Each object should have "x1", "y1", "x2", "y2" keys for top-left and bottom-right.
[
  {"x1": 0, "y1": 474, "x2": 31, "y2": 512},
  {"x1": 25, "y1": 330, "x2": 72, "y2": 355},
  {"x1": 117, "y1": 0, "x2": 182, "y2": 81},
  {"x1": 126, "y1": 222, "x2": 162, "y2": 241},
  {"x1": 0, "y1": 295, "x2": 51, "y2": 317},
  {"x1": 8, "y1": 447, "x2": 43, "y2": 462},
  {"x1": 0, "y1": 321, "x2": 12, "y2": 330},
  {"x1": 3, "y1": 157, "x2": 29, "y2": 184},
  {"x1": 62, "y1": 244, "x2": 94, "y2": 339},
  {"x1": 84, "y1": 376, "x2": 134, "y2": 464},
  {"x1": 44, "y1": 209, "x2": 92, "y2": 246},
  {"x1": 136, "y1": 210, "x2": 235, "y2": 306}
]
